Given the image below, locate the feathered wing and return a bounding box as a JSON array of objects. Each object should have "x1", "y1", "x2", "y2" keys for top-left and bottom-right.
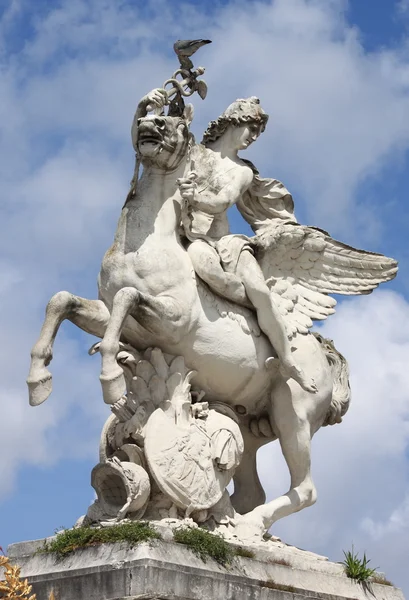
[{"x1": 254, "y1": 221, "x2": 398, "y2": 338}]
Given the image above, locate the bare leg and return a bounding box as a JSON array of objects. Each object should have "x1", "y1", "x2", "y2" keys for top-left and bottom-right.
[
  {"x1": 237, "y1": 251, "x2": 317, "y2": 393},
  {"x1": 27, "y1": 292, "x2": 110, "y2": 406},
  {"x1": 187, "y1": 240, "x2": 251, "y2": 308}
]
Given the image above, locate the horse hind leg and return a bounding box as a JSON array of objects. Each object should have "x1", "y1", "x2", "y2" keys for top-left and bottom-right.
[
  {"x1": 27, "y1": 292, "x2": 110, "y2": 406},
  {"x1": 235, "y1": 381, "x2": 317, "y2": 538},
  {"x1": 231, "y1": 447, "x2": 267, "y2": 515},
  {"x1": 231, "y1": 423, "x2": 275, "y2": 514}
]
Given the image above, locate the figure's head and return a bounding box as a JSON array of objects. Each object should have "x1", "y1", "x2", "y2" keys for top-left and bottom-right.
[
  {"x1": 133, "y1": 105, "x2": 194, "y2": 170},
  {"x1": 202, "y1": 97, "x2": 268, "y2": 149}
]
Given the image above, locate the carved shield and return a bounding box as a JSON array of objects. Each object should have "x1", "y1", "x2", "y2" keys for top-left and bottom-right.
[{"x1": 145, "y1": 408, "x2": 234, "y2": 512}]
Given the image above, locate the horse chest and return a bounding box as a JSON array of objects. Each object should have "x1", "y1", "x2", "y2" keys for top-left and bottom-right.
[{"x1": 99, "y1": 239, "x2": 189, "y2": 302}]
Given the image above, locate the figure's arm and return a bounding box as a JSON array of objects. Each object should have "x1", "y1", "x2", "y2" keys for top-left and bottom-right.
[{"x1": 178, "y1": 168, "x2": 253, "y2": 215}]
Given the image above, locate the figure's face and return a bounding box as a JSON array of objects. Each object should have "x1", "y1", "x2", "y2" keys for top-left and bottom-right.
[
  {"x1": 135, "y1": 115, "x2": 190, "y2": 170},
  {"x1": 230, "y1": 122, "x2": 262, "y2": 150}
]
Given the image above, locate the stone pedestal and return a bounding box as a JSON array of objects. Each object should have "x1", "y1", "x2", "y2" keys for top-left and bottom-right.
[{"x1": 5, "y1": 536, "x2": 404, "y2": 600}]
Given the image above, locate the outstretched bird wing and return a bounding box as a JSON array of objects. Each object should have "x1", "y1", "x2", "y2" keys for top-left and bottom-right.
[{"x1": 255, "y1": 221, "x2": 398, "y2": 338}]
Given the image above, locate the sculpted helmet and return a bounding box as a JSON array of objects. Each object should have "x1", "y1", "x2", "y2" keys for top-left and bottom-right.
[{"x1": 202, "y1": 97, "x2": 269, "y2": 145}]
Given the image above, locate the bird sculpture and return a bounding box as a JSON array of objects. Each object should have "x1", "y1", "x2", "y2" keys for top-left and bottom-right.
[{"x1": 173, "y1": 39, "x2": 212, "y2": 70}]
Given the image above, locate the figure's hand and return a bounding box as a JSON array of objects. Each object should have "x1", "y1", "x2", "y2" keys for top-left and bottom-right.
[
  {"x1": 142, "y1": 88, "x2": 169, "y2": 112},
  {"x1": 178, "y1": 178, "x2": 197, "y2": 204},
  {"x1": 177, "y1": 172, "x2": 198, "y2": 205}
]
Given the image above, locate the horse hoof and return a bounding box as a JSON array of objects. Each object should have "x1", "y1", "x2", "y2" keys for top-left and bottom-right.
[
  {"x1": 100, "y1": 368, "x2": 126, "y2": 404},
  {"x1": 27, "y1": 371, "x2": 52, "y2": 406},
  {"x1": 233, "y1": 514, "x2": 266, "y2": 542}
]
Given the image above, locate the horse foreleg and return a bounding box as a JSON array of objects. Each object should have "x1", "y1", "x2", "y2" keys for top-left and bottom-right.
[
  {"x1": 99, "y1": 288, "x2": 140, "y2": 404},
  {"x1": 27, "y1": 292, "x2": 110, "y2": 406},
  {"x1": 99, "y1": 287, "x2": 183, "y2": 405},
  {"x1": 235, "y1": 382, "x2": 317, "y2": 538}
]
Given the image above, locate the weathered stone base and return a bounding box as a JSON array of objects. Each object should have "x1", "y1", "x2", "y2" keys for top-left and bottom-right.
[{"x1": 6, "y1": 536, "x2": 404, "y2": 600}]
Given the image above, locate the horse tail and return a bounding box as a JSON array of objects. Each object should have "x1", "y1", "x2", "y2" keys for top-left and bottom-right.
[{"x1": 313, "y1": 332, "x2": 351, "y2": 427}]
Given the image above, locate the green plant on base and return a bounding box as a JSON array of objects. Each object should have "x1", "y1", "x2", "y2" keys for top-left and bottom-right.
[
  {"x1": 259, "y1": 579, "x2": 296, "y2": 592},
  {"x1": 235, "y1": 547, "x2": 256, "y2": 559},
  {"x1": 39, "y1": 522, "x2": 160, "y2": 559},
  {"x1": 370, "y1": 573, "x2": 394, "y2": 587},
  {"x1": 342, "y1": 546, "x2": 378, "y2": 583},
  {"x1": 268, "y1": 557, "x2": 291, "y2": 567},
  {"x1": 173, "y1": 527, "x2": 234, "y2": 566}
]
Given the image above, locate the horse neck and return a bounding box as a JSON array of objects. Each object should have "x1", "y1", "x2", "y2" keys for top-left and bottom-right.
[
  {"x1": 114, "y1": 158, "x2": 187, "y2": 249},
  {"x1": 139, "y1": 158, "x2": 187, "y2": 204}
]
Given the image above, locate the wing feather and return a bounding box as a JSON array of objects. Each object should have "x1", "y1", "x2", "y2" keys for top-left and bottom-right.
[{"x1": 256, "y1": 222, "x2": 397, "y2": 337}]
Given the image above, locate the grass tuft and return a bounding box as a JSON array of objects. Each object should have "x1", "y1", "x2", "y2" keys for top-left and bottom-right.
[
  {"x1": 342, "y1": 546, "x2": 378, "y2": 583},
  {"x1": 269, "y1": 557, "x2": 291, "y2": 567},
  {"x1": 173, "y1": 527, "x2": 234, "y2": 566},
  {"x1": 371, "y1": 573, "x2": 394, "y2": 586},
  {"x1": 235, "y1": 547, "x2": 256, "y2": 559},
  {"x1": 39, "y1": 522, "x2": 160, "y2": 559},
  {"x1": 259, "y1": 579, "x2": 296, "y2": 592}
]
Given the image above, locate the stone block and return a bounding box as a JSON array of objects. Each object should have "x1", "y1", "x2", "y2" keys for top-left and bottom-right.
[{"x1": 4, "y1": 537, "x2": 405, "y2": 600}]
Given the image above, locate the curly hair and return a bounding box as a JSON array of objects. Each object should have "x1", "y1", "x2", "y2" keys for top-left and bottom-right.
[{"x1": 202, "y1": 96, "x2": 269, "y2": 146}]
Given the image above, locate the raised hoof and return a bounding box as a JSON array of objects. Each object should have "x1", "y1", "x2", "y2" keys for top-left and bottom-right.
[
  {"x1": 27, "y1": 371, "x2": 52, "y2": 406},
  {"x1": 100, "y1": 368, "x2": 126, "y2": 404}
]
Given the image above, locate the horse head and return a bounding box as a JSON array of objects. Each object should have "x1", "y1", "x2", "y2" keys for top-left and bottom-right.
[{"x1": 134, "y1": 106, "x2": 193, "y2": 172}]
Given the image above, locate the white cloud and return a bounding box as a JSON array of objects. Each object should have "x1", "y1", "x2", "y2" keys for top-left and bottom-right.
[
  {"x1": 198, "y1": 0, "x2": 409, "y2": 241},
  {"x1": 0, "y1": 0, "x2": 408, "y2": 593},
  {"x1": 397, "y1": 0, "x2": 409, "y2": 17},
  {"x1": 0, "y1": 324, "x2": 106, "y2": 499},
  {"x1": 362, "y1": 494, "x2": 409, "y2": 541},
  {"x1": 1, "y1": 0, "x2": 409, "y2": 241}
]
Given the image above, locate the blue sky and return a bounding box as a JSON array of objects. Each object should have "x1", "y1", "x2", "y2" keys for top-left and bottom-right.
[{"x1": 0, "y1": 0, "x2": 408, "y2": 594}]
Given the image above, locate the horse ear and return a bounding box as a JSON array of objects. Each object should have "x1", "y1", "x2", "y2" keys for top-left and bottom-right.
[{"x1": 183, "y1": 103, "x2": 194, "y2": 126}]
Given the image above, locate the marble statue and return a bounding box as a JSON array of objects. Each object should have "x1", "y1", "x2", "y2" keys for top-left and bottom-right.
[{"x1": 27, "y1": 41, "x2": 398, "y2": 542}]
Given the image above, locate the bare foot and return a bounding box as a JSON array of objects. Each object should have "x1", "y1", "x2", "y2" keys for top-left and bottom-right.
[{"x1": 279, "y1": 358, "x2": 318, "y2": 393}]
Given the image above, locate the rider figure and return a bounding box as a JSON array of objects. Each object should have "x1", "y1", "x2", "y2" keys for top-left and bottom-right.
[{"x1": 177, "y1": 97, "x2": 317, "y2": 394}]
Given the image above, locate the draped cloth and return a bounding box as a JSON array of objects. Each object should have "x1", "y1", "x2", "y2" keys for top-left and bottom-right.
[{"x1": 237, "y1": 160, "x2": 297, "y2": 233}]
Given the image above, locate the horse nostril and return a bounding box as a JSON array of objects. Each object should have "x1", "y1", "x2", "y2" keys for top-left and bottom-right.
[{"x1": 154, "y1": 118, "x2": 165, "y2": 128}]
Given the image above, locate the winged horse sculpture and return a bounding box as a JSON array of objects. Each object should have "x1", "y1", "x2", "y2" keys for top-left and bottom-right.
[{"x1": 27, "y1": 48, "x2": 397, "y2": 538}]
